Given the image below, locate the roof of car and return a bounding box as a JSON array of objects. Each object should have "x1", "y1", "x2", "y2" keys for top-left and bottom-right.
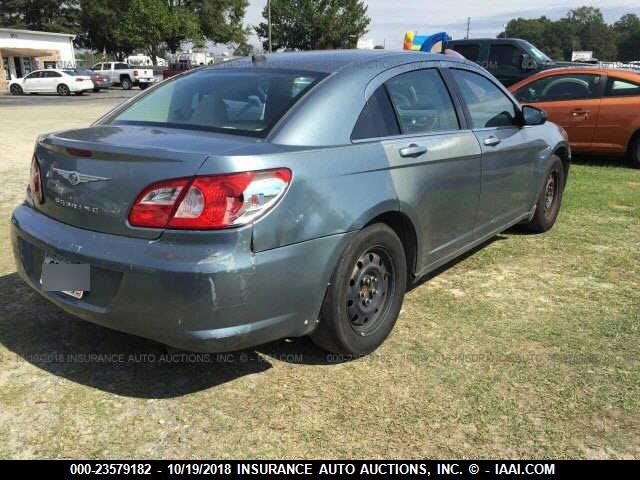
[{"x1": 214, "y1": 49, "x2": 470, "y2": 74}]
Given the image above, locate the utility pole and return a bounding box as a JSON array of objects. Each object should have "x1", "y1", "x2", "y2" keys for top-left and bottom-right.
[
  {"x1": 465, "y1": 17, "x2": 470, "y2": 39},
  {"x1": 268, "y1": 0, "x2": 272, "y2": 53}
]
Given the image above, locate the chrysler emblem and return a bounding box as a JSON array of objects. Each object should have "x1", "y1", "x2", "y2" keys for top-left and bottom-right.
[{"x1": 52, "y1": 167, "x2": 110, "y2": 186}]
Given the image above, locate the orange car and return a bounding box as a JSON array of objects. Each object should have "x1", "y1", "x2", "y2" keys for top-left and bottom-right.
[{"x1": 510, "y1": 67, "x2": 640, "y2": 167}]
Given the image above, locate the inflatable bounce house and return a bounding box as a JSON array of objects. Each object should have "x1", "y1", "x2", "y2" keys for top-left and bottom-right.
[{"x1": 403, "y1": 31, "x2": 452, "y2": 53}]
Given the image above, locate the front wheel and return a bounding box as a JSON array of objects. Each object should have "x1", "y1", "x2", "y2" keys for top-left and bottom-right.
[
  {"x1": 9, "y1": 84, "x2": 23, "y2": 95},
  {"x1": 57, "y1": 84, "x2": 70, "y2": 96},
  {"x1": 121, "y1": 78, "x2": 132, "y2": 90},
  {"x1": 311, "y1": 223, "x2": 407, "y2": 356},
  {"x1": 522, "y1": 155, "x2": 566, "y2": 233}
]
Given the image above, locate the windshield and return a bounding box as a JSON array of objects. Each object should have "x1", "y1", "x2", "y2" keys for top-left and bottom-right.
[
  {"x1": 526, "y1": 43, "x2": 552, "y2": 63},
  {"x1": 110, "y1": 68, "x2": 324, "y2": 137}
]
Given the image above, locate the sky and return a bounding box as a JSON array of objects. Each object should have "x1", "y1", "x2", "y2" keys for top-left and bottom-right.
[{"x1": 243, "y1": 0, "x2": 640, "y2": 50}]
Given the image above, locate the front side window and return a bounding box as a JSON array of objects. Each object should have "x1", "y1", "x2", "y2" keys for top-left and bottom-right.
[
  {"x1": 385, "y1": 69, "x2": 459, "y2": 135},
  {"x1": 24, "y1": 71, "x2": 42, "y2": 80},
  {"x1": 606, "y1": 77, "x2": 640, "y2": 97},
  {"x1": 452, "y1": 69, "x2": 518, "y2": 128},
  {"x1": 91, "y1": 63, "x2": 102, "y2": 71},
  {"x1": 352, "y1": 86, "x2": 400, "y2": 140},
  {"x1": 111, "y1": 68, "x2": 324, "y2": 137},
  {"x1": 514, "y1": 73, "x2": 601, "y2": 103}
]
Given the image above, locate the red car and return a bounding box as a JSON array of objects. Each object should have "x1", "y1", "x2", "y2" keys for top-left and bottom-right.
[{"x1": 510, "y1": 67, "x2": 640, "y2": 168}]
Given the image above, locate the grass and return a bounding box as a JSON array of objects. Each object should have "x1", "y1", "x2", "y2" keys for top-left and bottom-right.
[{"x1": 0, "y1": 102, "x2": 638, "y2": 459}]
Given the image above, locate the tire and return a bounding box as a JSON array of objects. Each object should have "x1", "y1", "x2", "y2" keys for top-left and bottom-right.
[
  {"x1": 93, "y1": 87, "x2": 100, "y2": 93},
  {"x1": 57, "y1": 84, "x2": 70, "y2": 96},
  {"x1": 9, "y1": 84, "x2": 22, "y2": 95},
  {"x1": 311, "y1": 223, "x2": 407, "y2": 356},
  {"x1": 139, "y1": 83, "x2": 148, "y2": 90},
  {"x1": 121, "y1": 77, "x2": 132, "y2": 90},
  {"x1": 522, "y1": 155, "x2": 565, "y2": 233},
  {"x1": 630, "y1": 136, "x2": 640, "y2": 169}
]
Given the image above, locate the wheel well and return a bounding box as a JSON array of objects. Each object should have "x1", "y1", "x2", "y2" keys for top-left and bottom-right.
[
  {"x1": 366, "y1": 211, "x2": 417, "y2": 281},
  {"x1": 554, "y1": 146, "x2": 570, "y2": 185},
  {"x1": 120, "y1": 75, "x2": 131, "y2": 81},
  {"x1": 627, "y1": 129, "x2": 640, "y2": 156}
]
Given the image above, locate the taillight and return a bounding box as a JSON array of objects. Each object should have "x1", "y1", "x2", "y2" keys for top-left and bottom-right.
[
  {"x1": 129, "y1": 169, "x2": 291, "y2": 230},
  {"x1": 30, "y1": 155, "x2": 43, "y2": 204},
  {"x1": 75, "y1": 77, "x2": 84, "y2": 82},
  {"x1": 133, "y1": 70, "x2": 138, "y2": 77}
]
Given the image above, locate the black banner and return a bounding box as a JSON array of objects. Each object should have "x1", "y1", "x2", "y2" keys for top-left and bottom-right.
[{"x1": 0, "y1": 460, "x2": 637, "y2": 479}]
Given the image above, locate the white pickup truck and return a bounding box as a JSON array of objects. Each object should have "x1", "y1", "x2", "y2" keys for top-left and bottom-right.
[{"x1": 90, "y1": 62, "x2": 157, "y2": 90}]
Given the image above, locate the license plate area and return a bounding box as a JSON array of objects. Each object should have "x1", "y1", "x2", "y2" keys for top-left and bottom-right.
[{"x1": 40, "y1": 254, "x2": 90, "y2": 299}]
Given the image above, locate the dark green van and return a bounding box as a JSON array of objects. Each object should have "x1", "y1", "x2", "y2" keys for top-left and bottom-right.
[{"x1": 446, "y1": 38, "x2": 573, "y2": 86}]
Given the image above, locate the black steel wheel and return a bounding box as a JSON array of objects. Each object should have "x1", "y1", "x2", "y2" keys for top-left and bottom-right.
[
  {"x1": 522, "y1": 155, "x2": 565, "y2": 233},
  {"x1": 311, "y1": 223, "x2": 407, "y2": 356}
]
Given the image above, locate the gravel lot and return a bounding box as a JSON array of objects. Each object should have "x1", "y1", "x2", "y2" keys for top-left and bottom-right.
[{"x1": 0, "y1": 98, "x2": 638, "y2": 459}]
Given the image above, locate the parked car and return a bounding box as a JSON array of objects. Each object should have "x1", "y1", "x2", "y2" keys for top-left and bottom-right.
[
  {"x1": 12, "y1": 51, "x2": 569, "y2": 356},
  {"x1": 8, "y1": 69, "x2": 94, "y2": 96},
  {"x1": 162, "y1": 59, "x2": 193, "y2": 80},
  {"x1": 90, "y1": 61, "x2": 156, "y2": 90},
  {"x1": 510, "y1": 67, "x2": 640, "y2": 168},
  {"x1": 73, "y1": 68, "x2": 113, "y2": 91},
  {"x1": 446, "y1": 38, "x2": 577, "y2": 86}
]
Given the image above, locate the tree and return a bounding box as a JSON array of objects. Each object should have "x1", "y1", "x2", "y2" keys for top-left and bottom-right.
[
  {"x1": 233, "y1": 41, "x2": 255, "y2": 56},
  {"x1": 185, "y1": 0, "x2": 249, "y2": 45},
  {"x1": 0, "y1": 0, "x2": 80, "y2": 33},
  {"x1": 254, "y1": 0, "x2": 370, "y2": 51},
  {"x1": 614, "y1": 14, "x2": 640, "y2": 62},
  {"x1": 122, "y1": 0, "x2": 202, "y2": 64},
  {"x1": 564, "y1": 6, "x2": 617, "y2": 61},
  {"x1": 79, "y1": 0, "x2": 136, "y2": 60}
]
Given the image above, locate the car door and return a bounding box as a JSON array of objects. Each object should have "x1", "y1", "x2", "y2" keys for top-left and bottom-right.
[
  {"x1": 22, "y1": 71, "x2": 43, "y2": 92},
  {"x1": 43, "y1": 70, "x2": 62, "y2": 92},
  {"x1": 591, "y1": 75, "x2": 640, "y2": 154},
  {"x1": 512, "y1": 73, "x2": 603, "y2": 152},
  {"x1": 368, "y1": 67, "x2": 481, "y2": 269},
  {"x1": 449, "y1": 68, "x2": 539, "y2": 236}
]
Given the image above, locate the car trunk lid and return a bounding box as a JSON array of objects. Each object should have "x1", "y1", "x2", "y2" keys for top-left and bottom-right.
[{"x1": 34, "y1": 125, "x2": 260, "y2": 239}]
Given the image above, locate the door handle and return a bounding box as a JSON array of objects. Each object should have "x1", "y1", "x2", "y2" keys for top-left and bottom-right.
[
  {"x1": 572, "y1": 109, "x2": 589, "y2": 117},
  {"x1": 399, "y1": 144, "x2": 428, "y2": 158},
  {"x1": 483, "y1": 136, "x2": 501, "y2": 147}
]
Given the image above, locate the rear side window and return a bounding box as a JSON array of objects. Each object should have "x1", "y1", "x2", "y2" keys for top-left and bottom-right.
[
  {"x1": 45, "y1": 71, "x2": 61, "y2": 78},
  {"x1": 450, "y1": 44, "x2": 480, "y2": 62},
  {"x1": 452, "y1": 69, "x2": 518, "y2": 128},
  {"x1": 352, "y1": 87, "x2": 400, "y2": 140},
  {"x1": 606, "y1": 77, "x2": 640, "y2": 97},
  {"x1": 489, "y1": 44, "x2": 521, "y2": 67},
  {"x1": 385, "y1": 69, "x2": 459, "y2": 135},
  {"x1": 111, "y1": 68, "x2": 324, "y2": 137},
  {"x1": 115, "y1": 63, "x2": 129, "y2": 70},
  {"x1": 514, "y1": 74, "x2": 601, "y2": 102}
]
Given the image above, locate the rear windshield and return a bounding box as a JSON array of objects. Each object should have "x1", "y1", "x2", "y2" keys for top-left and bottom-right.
[{"x1": 110, "y1": 68, "x2": 324, "y2": 137}]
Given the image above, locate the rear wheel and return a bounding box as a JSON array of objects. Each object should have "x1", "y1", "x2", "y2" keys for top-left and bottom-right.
[
  {"x1": 311, "y1": 223, "x2": 407, "y2": 356},
  {"x1": 57, "y1": 84, "x2": 70, "y2": 96},
  {"x1": 121, "y1": 77, "x2": 132, "y2": 90},
  {"x1": 522, "y1": 155, "x2": 565, "y2": 233},
  {"x1": 630, "y1": 136, "x2": 640, "y2": 169},
  {"x1": 9, "y1": 84, "x2": 22, "y2": 95},
  {"x1": 139, "y1": 83, "x2": 148, "y2": 90}
]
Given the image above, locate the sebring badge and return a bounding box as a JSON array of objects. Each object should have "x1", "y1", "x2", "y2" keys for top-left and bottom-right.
[{"x1": 52, "y1": 167, "x2": 110, "y2": 186}]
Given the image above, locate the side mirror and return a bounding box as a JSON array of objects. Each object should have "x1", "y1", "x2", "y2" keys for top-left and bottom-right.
[
  {"x1": 521, "y1": 53, "x2": 538, "y2": 70},
  {"x1": 522, "y1": 105, "x2": 547, "y2": 126}
]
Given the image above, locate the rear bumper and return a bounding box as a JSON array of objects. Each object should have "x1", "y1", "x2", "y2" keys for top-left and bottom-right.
[
  {"x1": 135, "y1": 77, "x2": 157, "y2": 85},
  {"x1": 11, "y1": 204, "x2": 351, "y2": 352}
]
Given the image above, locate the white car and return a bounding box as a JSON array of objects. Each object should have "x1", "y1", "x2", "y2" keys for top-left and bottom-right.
[{"x1": 8, "y1": 69, "x2": 94, "y2": 96}]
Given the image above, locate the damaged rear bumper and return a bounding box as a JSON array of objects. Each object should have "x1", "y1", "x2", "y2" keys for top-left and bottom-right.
[{"x1": 11, "y1": 204, "x2": 351, "y2": 352}]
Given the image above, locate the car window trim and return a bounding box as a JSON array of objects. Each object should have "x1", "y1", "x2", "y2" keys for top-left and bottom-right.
[
  {"x1": 449, "y1": 67, "x2": 522, "y2": 130},
  {"x1": 351, "y1": 127, "x2": 472, "y2": 145}
]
